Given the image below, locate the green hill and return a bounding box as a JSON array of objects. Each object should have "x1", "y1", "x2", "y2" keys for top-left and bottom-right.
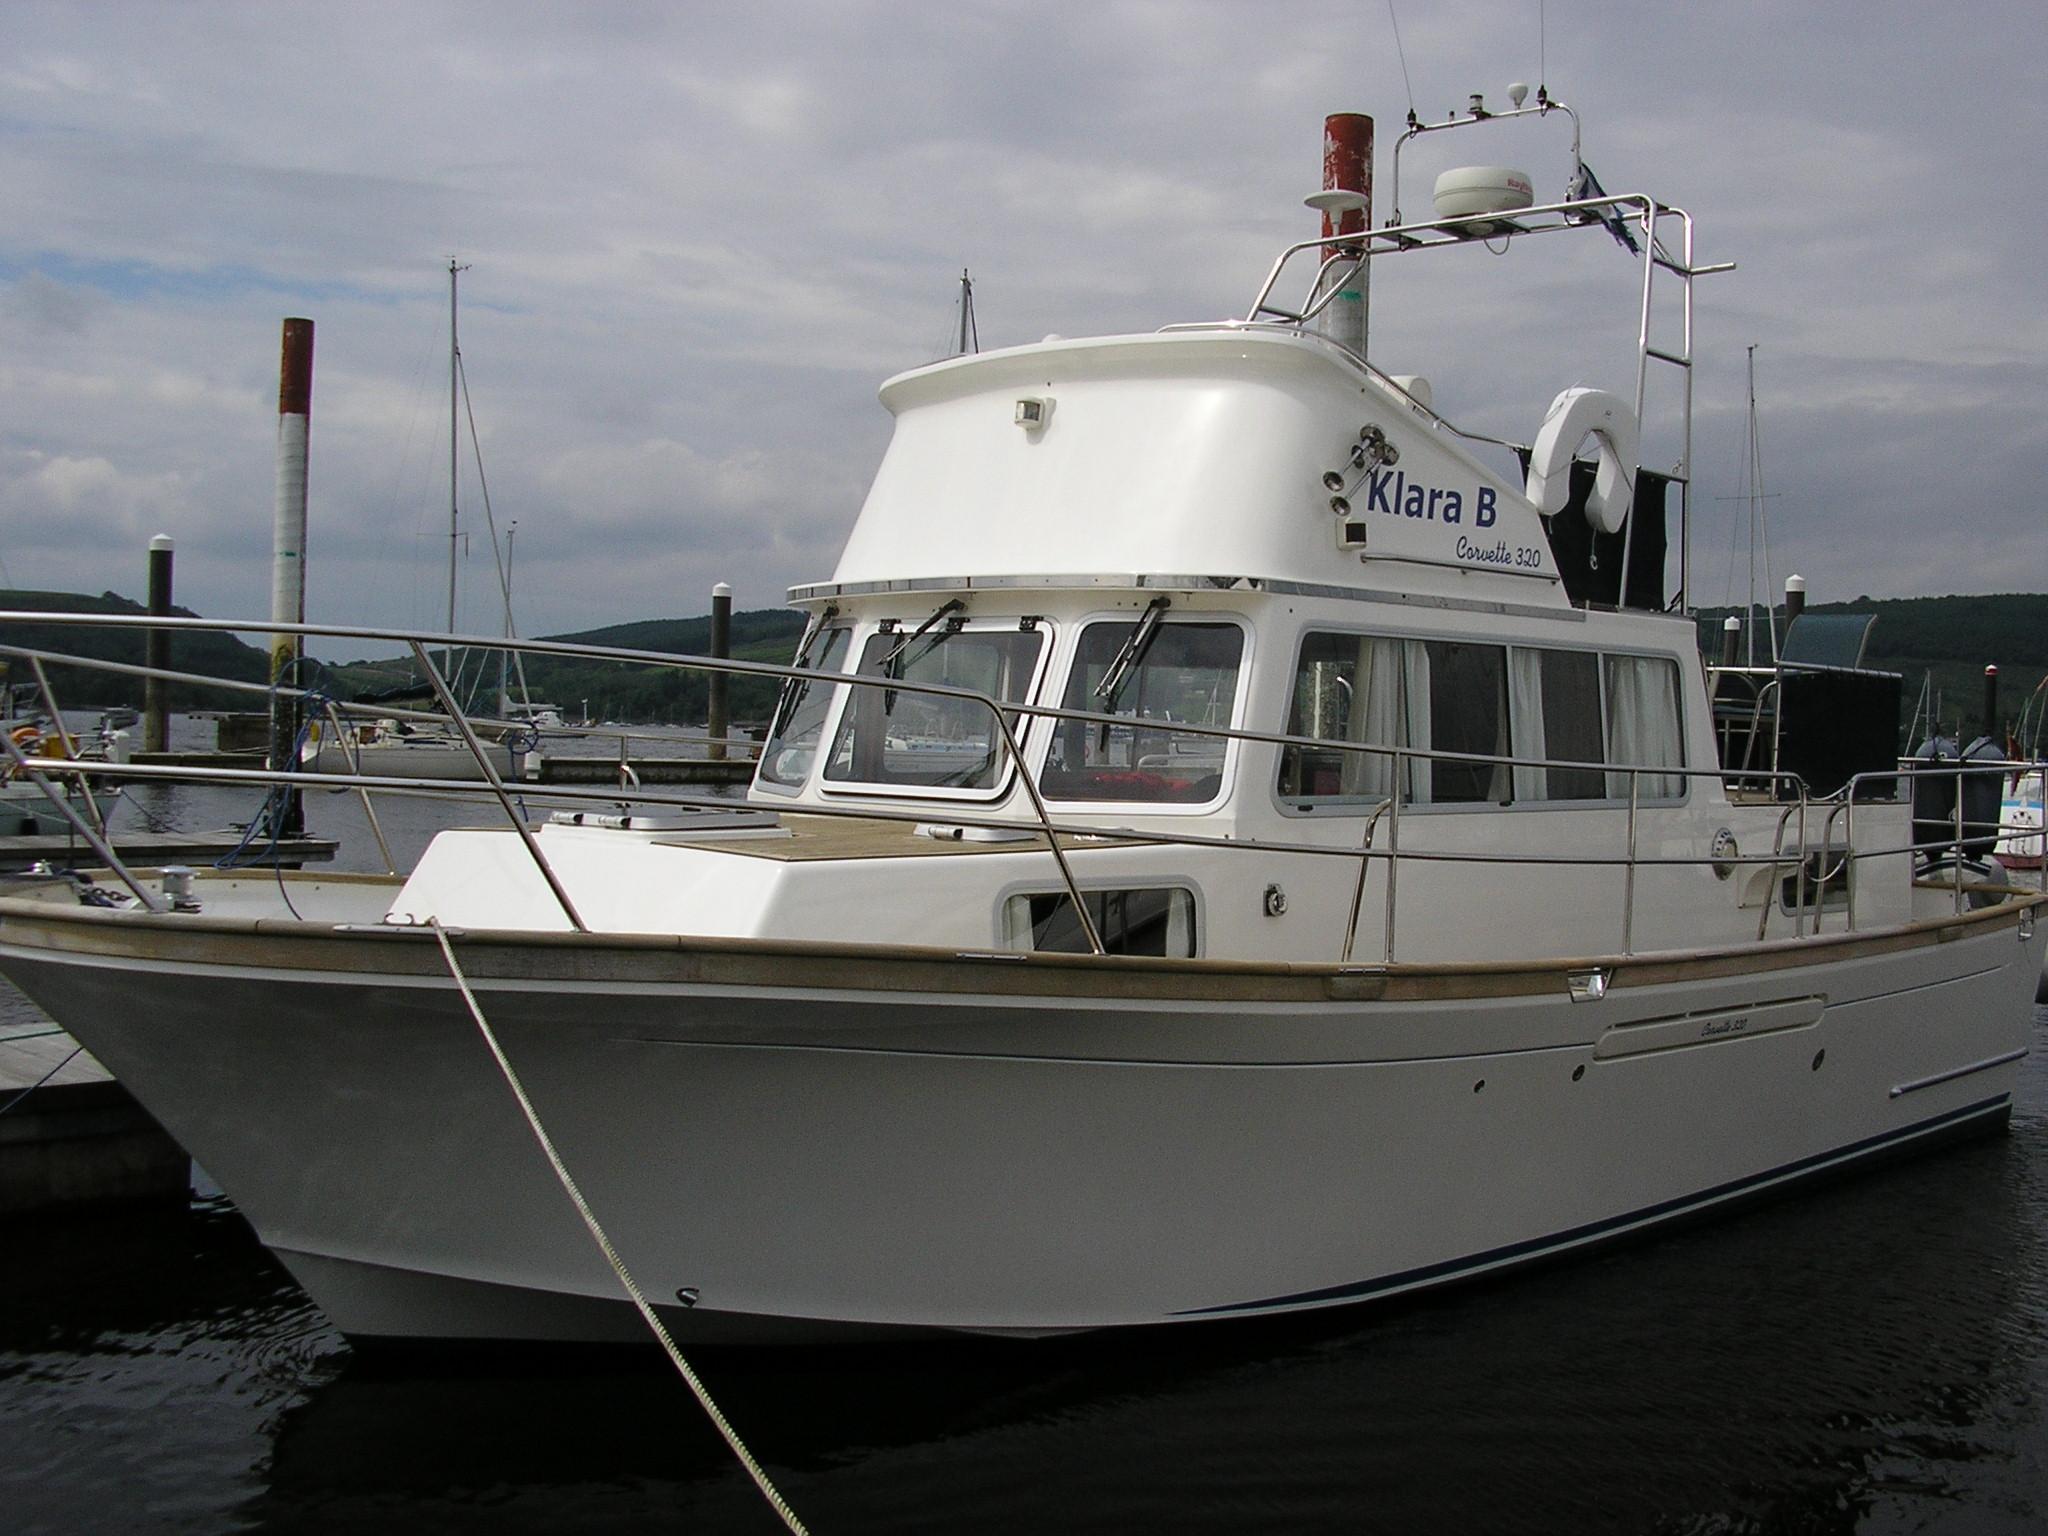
[
  {"x1": 0, "y1": 588, "x2": 271, "y2": 710},
  {"x1": 327, "y1": 607, "x2": 809, "y2": 726}
]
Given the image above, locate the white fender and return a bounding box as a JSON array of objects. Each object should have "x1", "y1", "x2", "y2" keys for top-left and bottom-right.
[{"x1": 1525, "y1": 387, "x2": 1638, "y2": 534}]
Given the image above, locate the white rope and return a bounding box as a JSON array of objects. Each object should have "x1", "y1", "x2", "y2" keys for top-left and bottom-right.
[{"x1": 429, "y1": 921, "x2": 810, "y2": 1536}]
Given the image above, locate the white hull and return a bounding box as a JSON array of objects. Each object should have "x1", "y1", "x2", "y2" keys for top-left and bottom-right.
[
  {"x1": 2, "y1": 902, "x2": 2036, "y2": 1344},
  {"x1": 310, "y1": 741, "x2": 517, "y2": 781}
]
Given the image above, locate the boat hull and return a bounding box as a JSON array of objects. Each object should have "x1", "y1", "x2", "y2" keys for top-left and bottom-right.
[
  {"x1": 0, "y1": 901, "x2": 2039, "y2": 1345},
  {"x1": 309, "y1": 741, "x2": 517, "y2": 780}
]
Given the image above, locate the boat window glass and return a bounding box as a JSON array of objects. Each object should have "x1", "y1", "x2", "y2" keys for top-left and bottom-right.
[
  {"x1": 1279, "y1": 633, "x2": 1423, "y2": 804},
  {"x1": 822, "y1": 626, "x2": 1045, "y2": 790},
  {"x1": 758, "y1": 626, "x2": 851, "y2": 789},
  {"x1": 1604, "y1": 654, "x2": 1685, "y2": 799},
  {"x1": 1423, "y1": 640, "x2": 1511, "y2": 804},
  {"x1": 1278, "y1": 633, "x2": 1509, "y2": 807},
  {"x1": 1042, "y1": 622, "x2": 1243, "y2": 803},
  {"x1": 1510, "y1": 648, "x2": 1607, "y2": 801},
  {"x1": 1003, "y1": 887, "x2": 1196, "y2": 957}
]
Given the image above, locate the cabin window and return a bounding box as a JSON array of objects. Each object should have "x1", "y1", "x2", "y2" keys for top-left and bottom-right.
[
  {"x1": 1278, "y1": 634, "x2": 1508, "y2": 806},
  {"x1": 1604, "y1": 655, "x2": 1685, "y2": 799},
  {"x1": 1003, "y1": 887, "x2": 1197, "y2": 957},
  {"x1": 1509, "y1": 647, "x2": 1606, "y2": 801},
  {"x1": 1041, "y1": 621, "x2": 1243, "y2": 803},
  {"x1": 1281, "y1": 634, "x2": 1686, "y2": 810},
  {"x1": 758, "y1": 626, "x2": 851, "y2": 789},
  {"x1": 1425, "y1": 641, "x2": 1512, "y2": 803},
  {"x1": 822, "y1": 624, "x2": 1045, "y2": 791}
]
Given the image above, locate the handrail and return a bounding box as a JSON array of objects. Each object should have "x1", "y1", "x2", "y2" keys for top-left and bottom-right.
[
  {"x1": 1240, "y1": 192, "x2": 1687, "y2": 327},
  {"x1": 407, "y1": 638, "x2": 588, "y2": 935},
  {"x1": 1338, "y1": 797, "x2": 1393, "y2": 964},
  {"x1": 6, "y1": 609, "x2": 2042, "y2": 967},
  {"x1": 24, "y1": 655, "x2": 110, "y2": 837},
  {"x1": 0, "y1": 728, "x2": 167, "y2": 911}
]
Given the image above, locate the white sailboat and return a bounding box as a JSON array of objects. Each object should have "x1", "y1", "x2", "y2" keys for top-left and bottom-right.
[{"x1": 313, "y1": 262, "x2": 517, "y2": 779}]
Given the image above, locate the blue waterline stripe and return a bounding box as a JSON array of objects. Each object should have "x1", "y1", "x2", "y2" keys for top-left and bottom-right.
[{"x1": 1175, "y1": 1093, "x2": 2012, "y2": 1317}]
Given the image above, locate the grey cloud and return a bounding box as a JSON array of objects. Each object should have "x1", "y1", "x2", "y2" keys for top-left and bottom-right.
[{"x1": 2, "y1": 0, "x2": 2044, "y2": 652}]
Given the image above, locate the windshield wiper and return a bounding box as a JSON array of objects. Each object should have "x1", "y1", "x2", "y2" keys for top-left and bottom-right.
[
  {"x1": 879, "y1": 598, "x2": 967, "y2": 710},
  {"x1": 1094, "y1": 596, "x2": 1171, "y2": 711},
  {"x1": 767, "y1": 604, "x2": 839, "y2": 739},
  {"x1": 879, "y1": 599, "x2": 966, "y2": 675}
]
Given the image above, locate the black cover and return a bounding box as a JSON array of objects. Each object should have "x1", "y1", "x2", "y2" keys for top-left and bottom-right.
[
  {"x1": 1776, "y1": 667, "x2": 1902, "y2": 801},
  {"x1": 1522, "y1": 457, "x2": 1672, "y2": 610}
]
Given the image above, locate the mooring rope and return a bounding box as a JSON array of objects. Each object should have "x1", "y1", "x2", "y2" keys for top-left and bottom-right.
[
  {"x1": 427, "y1": 921, "x2": 809, "y2": 1535},
  {"x1": 0, "y1": 1045, "x2": 83, "y2": 1120}
]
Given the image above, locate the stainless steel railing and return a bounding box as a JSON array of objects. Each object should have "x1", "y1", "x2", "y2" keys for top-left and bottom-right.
[{"x1": 3, "y1": 610, "x2": 2040, "y2": 966}]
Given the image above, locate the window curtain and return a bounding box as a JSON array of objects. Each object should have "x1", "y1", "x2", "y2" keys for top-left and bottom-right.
[
  {"x1": 1486, "y1": 664, "x2": 1513, "y2": 803},
  {"x1": 1341, "y1": 637, "x2": 1403, "y2": 798},
  {"x1": 1604, "y1": 655, "x2": 1684, "y2": 798},
  {"x1": 1401, "y1": 641, "x2": 1432, "y2": 805},
  {"x1": 1510, "y1": 648, "x2": 1547, "y2": 801}
]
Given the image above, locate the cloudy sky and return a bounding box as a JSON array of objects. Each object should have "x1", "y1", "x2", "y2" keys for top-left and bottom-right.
[{"x1": 3, "y1": 1, "x2": 2043, "y2": 657}]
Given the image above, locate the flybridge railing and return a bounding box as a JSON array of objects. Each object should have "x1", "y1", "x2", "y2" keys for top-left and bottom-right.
[
  {"x1": 1, "y1": 610, "x2": 2040, "y2": 965},
  {"x1": 1216, "y1": 190, "x2": 1734, "y2": 615}
]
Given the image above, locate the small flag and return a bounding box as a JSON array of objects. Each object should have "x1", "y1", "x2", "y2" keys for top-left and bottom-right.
[{"x1": 1568, "y1": 161, "x2": 1642, "y2": 255}]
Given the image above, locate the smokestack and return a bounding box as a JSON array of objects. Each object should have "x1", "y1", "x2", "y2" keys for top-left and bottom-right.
[
  {"x1": 1315, "y1": 113, "x2": 1373, "y2": 358},
  {"x1": 270, "y1": 317, "x2": 314, "y2": 836},
  {"x1": 144, "y1": 534, "x2": 174, "y2": 753},
  {"x1": 707, "y1": 581, "x2": 732, "y2": 761}
]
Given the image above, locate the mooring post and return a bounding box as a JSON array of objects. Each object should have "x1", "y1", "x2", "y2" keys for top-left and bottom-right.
[
  {"x1": 707, "y1": 581, "x2": 732, "y2": 761},
  {"x1": 143, "y1": 534, "x2": 174, "y2": 753},
  {"x1": 269, "y1": 317, "x2": 314, "y2": 836}
]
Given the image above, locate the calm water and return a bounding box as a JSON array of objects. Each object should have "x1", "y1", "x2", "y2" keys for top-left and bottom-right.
[{"x1": 4, "y1": 727, "x2": 2046, "y2": 1533}]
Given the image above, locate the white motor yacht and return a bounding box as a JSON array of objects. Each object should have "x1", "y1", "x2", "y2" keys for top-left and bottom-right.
[{"x1": 0, "y1": 99, "x2": 2040, "y2": 1347}]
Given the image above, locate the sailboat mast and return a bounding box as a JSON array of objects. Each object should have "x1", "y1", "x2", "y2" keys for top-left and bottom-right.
[
  {"x1": 447, "y1": 258, "x2": 467, "y2": 681},
  {"x1": 499, "y1": 521, "x2": 515, "y2": 709},
  {"x1": 955, "y1": 269, "x2": 977, "y2": 356},
  {"x1": 1747, "y1": 346, "x2": 1779, "y2": 665}
]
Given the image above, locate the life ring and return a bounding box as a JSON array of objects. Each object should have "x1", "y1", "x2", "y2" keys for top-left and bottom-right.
[{"x1": 1525, "y1": 387, "x2": 1638, "y2": 534}]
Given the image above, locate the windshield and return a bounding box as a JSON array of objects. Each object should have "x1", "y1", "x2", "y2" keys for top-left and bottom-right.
[
  {"x1": 1042, "y1": 621, "x2": 1243, "y2": 802},
  {"x1": 757, "y1": 626, "x2": 851, "y2": 788},
  {"x1": 823, "y1": 625, "x2": 1046, "y2": 791}
]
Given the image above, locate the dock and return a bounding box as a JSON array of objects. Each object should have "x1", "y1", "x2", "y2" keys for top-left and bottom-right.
[
  {"x1": 126, "y1": 749, "x2": 268, "y2": 771},
  {"x1": 0, "y1": 1026, "x2": 190, "y2": 1215},
  {"x1": 0, "y1": 828, "x2": 338, "y2": 874}
]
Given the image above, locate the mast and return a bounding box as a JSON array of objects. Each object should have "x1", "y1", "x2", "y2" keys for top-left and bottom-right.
[
  {"x1": 499, "y1": 521, "x2": 516, "y2": 710},
  {"x1": 447, "y1": 258, "x2": 468, "y2": 682},
  {"x1": 1742, "y1": 345, "x2": 1779, "y2": 667},
  {"x1": 954, "y1": 269, "x2": 978, "y2": 356}
]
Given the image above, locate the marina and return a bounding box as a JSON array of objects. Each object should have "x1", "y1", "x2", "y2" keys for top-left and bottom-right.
[
  {"x1": 7, "y1": 98, "x2": 2045, "y2": 1363},
  {"x1": 6, "y1": 5, "x2": 2048, "y2": 1528}
]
